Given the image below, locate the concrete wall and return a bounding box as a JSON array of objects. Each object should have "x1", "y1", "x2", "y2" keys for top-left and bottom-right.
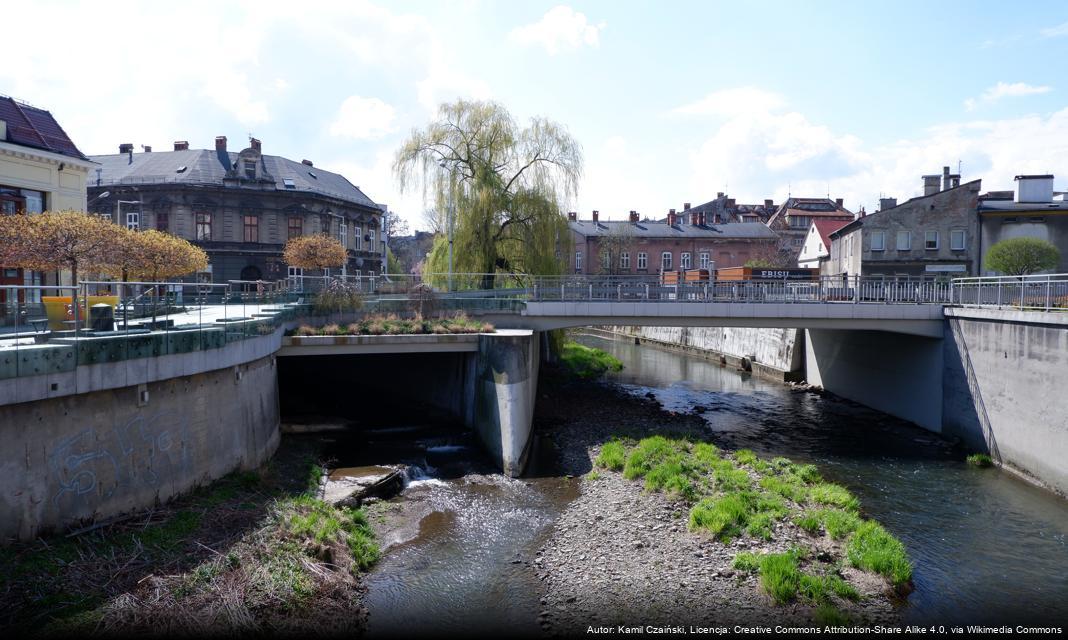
[
  {"x1": 805, "y1": 328, "x2": 944, "y2": 431},
  {"x1": 472, "y1": 330, "x2": 540, "y2": 477},
  {"x1": 0, "y1": 354, "x2": 280, "y2": 540},
  {"x1": 943, "y1": 308, "x2": 1068, "y2": 494},
  {"x1": 609, "y1": 325, "x2": 803, "y2": 380}
]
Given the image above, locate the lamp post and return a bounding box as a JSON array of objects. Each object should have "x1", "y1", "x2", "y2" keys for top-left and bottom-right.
[{"x1": 438, "y1": 161, "x2": 454, "y2": 292}]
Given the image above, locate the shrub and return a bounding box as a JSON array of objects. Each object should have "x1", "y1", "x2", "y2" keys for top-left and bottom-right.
[{"x1": 847, "y1": 521, "x2": 912, "y2": 588}]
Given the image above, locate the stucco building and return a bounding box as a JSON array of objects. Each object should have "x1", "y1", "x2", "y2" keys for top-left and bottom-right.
[
  {"x1": 567, "y1": 210, "x2": 779, "y2": 274},
  {"x1": 87, "y1": 137, "x2": 384, "y2": 285},
  {"x1": 797, "y1": 219, "x2": 850, "y2": 269},
  {"x1": 1, "y1": 95, "x2": 94, "y2": 300},
  {"x1": 766, "y1": 197, "x2": 854, "y2": 258},
  {"x1": 825, "y1": 169, "x2": 981, "y2": 278},
  {"x1": 978, "y1": 175, "x2": 1068, "y2": 274}
]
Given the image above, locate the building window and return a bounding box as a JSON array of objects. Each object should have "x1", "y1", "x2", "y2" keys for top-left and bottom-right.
[
  {"x1": 288, "y1": 216, "x2": 303, "y2": 239},
  {"x1": 156, "y1": 211, "x2": 169, "y2": 232},
  {"x1": 575, "y1": 251, "x2": 583, "y2": 272},
  {"x1": 950, "y1": 229, "x2": 965, "y2": 251},
  {"x1": 620, "y1": 252, "x2": 630, "y2": 270},
  {"x1": 340, "y1": 222, "x2": 348, "y2": 248},
  {"x1": 870, "y1": 230, "x2": 885, "y2": 251},
  {"x1": 369, "y1": 229, "x2": 376, "y2": 253},
  {"x1": 288, "y1": 266, "x2": 303, "y2": 292},
  {"x1": 354, "y1": 225, "x2": 362, "y2": 250},
  {"x1": 661, "y1": 251, "x2": 673, "y2": 270},
  {"x1": 680, "y1": 252, "x2": 691, "y2": 269},
  {"x1": 243, "y1": 215, "x2": 259, "y2": 243},
  {"x1": 244, "y1": 159, "x2": 256, "y2": 179},
  {"x1": 896, "y1": 230, "x2": 911, "y2": 250},
  {"x1": 793, "y1": 237, "x2": 804, "y2": 246},
  {"x1": 195, "y1": 211, "x2": 212, "y2": 241},
  {"x1": 637, "y1": 252, "x2": 647, "y2": 270},
  {"x1": 601, "y1": 252, "x2": 610, "y2": 270},
  {"x1": 125, "y1": 211, "x2": 140, "y2": 230},
  {"x1": 699, "y1": 252, "x2": 710, "y2": 269},
  {"x1": 790, "y1": 215, "x2": 811, "y2": 229},
  {"x1": 925, "y1": 231, "x2": 939, "y2": 250}
]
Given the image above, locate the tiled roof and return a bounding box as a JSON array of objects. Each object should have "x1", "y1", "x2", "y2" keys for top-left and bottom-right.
[
  {"x1": 0, "y1": 95, "x2": 89, "y2": 160},
  {"x1": 811, "y1": 219, "x2": 850, "y2": 249},
  {"x1": 767, "y1": 197, "x2": 852, "y2": 227},
  {"x1": 88, "y1": 148, "x2": 378, "y2": 209},
  {"x1": 570, "y1": 219, "x2": 777, "y2": 240}
]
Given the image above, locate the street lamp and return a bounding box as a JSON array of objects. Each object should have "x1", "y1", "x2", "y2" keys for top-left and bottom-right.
[{"x1": 438, "y1": 160, "x2": 454, "y2": 292}]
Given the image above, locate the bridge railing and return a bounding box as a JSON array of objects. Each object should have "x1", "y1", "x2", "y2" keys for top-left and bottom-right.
[
  {"x1": 950, "y1": 273, "x2": 1068, "y2": 312},
  {"x1": 526, "y1": 275, "x2": 952, "y2": 304}
]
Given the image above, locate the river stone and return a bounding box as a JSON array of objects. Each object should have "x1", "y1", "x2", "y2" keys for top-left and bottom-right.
[{"x1": 324, "y1": 465, "x2": 406, "y2": 507}]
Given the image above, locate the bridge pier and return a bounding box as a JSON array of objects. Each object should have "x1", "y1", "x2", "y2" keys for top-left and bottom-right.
[
  {"x1": 804, "y1": 328, "x2": 944, "y2": 432},
  {"x1": 472, "y1": 330, "x2": 540, "y2": 477}
]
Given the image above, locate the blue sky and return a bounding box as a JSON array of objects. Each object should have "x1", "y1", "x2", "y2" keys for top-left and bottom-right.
[{"x1": 5, "y1": 0, "x2": 1068, "y2": 229}]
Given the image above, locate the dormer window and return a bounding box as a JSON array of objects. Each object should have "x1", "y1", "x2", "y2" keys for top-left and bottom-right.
[
  {"x1": 308, "y1": 171, "x2": 318, "y2": 179},
  {"x1": 283, "y1": 178, "x2": 295, "y2": 189},
  {"x1": 176, "y1": 166, "x2": 187, "y2": 173},
  {"x1": 244, "y1": 159, "x2": 256, "y2": 179}
]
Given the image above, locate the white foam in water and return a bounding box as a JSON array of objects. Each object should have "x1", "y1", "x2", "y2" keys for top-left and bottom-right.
[{"x1": 402, "y1": 464, "x2": 448, "y2": 490}]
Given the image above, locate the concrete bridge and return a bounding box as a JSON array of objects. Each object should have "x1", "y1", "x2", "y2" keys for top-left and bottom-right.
[{"x1": 1, "y1": 273, "x2": 1066, "y2": 539}]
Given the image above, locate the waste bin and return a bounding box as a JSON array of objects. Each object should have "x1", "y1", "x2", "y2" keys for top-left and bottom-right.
[{"x1": 89, "y1": 303, "x2": 115, "y2": 332}]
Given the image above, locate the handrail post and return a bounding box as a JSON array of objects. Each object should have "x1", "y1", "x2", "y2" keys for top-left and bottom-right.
[{"x1": 1046, "y1": 277, "x2": 1052, "y2": 312}]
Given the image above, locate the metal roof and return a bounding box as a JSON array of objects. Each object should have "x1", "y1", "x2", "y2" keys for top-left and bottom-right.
[
  {"x1": 88, "y1": 148, "x2": 379, "y2": 209},
  {"x1": 0, "y1": 95, "x2": 89, "y2": 160},
  {"x1": 569, "y1": 219, "x2": 778, "y2": 240}
]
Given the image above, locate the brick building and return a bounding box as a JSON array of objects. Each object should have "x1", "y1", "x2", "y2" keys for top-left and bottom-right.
[
  {"x1": 87, "y1": 137, "x2": 384, "y2": 285},
  {"x1": 566, "y1": 209, "x2": 778, "y2": 275}
]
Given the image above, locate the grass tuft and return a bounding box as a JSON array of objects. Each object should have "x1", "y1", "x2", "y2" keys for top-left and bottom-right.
[
  {"x1": 732, "y1": 552, "x2": 761, "y2": 572},
  {"x1": 595, "y1": 440, "x2": 627, "y2": 471},
  {"x1": 808, "y1": 483, "x2": 859, "y2": 512},
  {"x1": 846, "y1": 521, "x2": 913, "y2": 588},
  {"x1": 759, "y1": 552, "x2": 801, "y2": 604},
  {"x1": 559, "y1": 341, "x2": 624, "y2": 378},
  {"x1": 967, "y1": 453, "x2": 994, "y2": 468}
]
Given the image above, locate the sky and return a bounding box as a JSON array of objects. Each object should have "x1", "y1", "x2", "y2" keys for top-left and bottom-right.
[{"x1": 5, "y1": 0, "x2": 1068, "y2": 230}]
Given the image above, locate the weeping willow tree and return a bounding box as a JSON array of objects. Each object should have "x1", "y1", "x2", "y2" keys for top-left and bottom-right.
[{"x1": 394, "y1": 99, "x2": 581, "y2": 289}]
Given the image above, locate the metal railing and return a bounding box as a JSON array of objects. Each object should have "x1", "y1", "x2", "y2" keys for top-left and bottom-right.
[{"x1": 950, "y1": 273, "x2": 1068, "y2": 312}]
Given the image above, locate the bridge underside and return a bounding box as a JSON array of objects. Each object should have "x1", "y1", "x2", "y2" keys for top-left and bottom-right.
[{"x1": 490, "y1": 301, "x2": 945, "y2": 338}]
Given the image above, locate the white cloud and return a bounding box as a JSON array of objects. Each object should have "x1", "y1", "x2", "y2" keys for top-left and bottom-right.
[
  {"x1": 671, "y1": 87, "x2": 786, "y2": 117},
  {"x1": 416, "y1": 61, "x2": 493, "y2": 112},
  {"x1": 674, "y1": 86, "x2": 1068, "y2": 216},
  {"x1": 509, "y1": 6, "x2": 605, "y2": 55},
  {"x1": 1040, "y1": 21, "x2": 1068, "y2": 38},
  {"x1": 964, "y1": 81, "x2": 1052, "y2": 110},
  {"x1": 329, "y1": 95, "x2": 397, "y2": 139}
]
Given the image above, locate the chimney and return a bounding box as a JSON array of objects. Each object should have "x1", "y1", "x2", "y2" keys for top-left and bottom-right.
[
  {"x1": 950, "y1": 174, "x2": 960, "y2": 189},
  {"x1": 835, "y1": 198, "x2": 843, "y2": 208},
  {"x1": 942, "y1": 166, "x2": 951, "y2": 191},
  {"x1": 923, "y1": 174, "x2": 941, "y2": 196},
  {"x1": 717, "y1": 192, "x2": 724, "y2": 198},
  {"x1": 119, "y1": 143, "x2": 134, "y2": 154},
  {"x1": 568, "y1": 211, "x2": 577, "y2": 221},
  {"x1": 764, "y1": 199, "x2": 774, "y2": 209},
  {"x1": 302, "y1": 159, "x2": 314, "y2": 167},
  {"x1": 667, "y1": 209, "x2": 677, "y2": 226},
  {"x1": 699, "y1": 212, "x2": 707, "y2": 226},
  {"x1": 250, "y1": 137, "x2": 261, "y2": 152},
  {"x1": 683, "y1": 202, "x2": 691, "y2": 211},
  {"x1": 879, "y1": 197, "x2": 897, "y2": 211},
  {"x1": 142, "y1": 145, "x2": 152, "y2": 153},
  {"x1": 1015, "y1": 175, "x2": 1055, "y2": 203},
  {"x1": 629, "y1": 210, "x2": 639, "y2": 223},
  {"x1": 215, "y1": 136, "x2": 227, "y2": 152},
  {"x1": 592, "y1": 210, "x2": 599, "y2": 222},
  {"x1": 174, "y1": 140, "x2": 189, "y2": 151}
]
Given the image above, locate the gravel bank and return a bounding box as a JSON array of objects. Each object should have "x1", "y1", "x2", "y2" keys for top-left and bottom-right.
[{"x1": 531, "y1": 377, "x2": 901, "y2": 634}]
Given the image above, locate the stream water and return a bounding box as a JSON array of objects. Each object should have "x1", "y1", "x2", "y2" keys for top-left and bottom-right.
[{"x1": 327, "y1": 334, "x2": 1068, "y2": 632}]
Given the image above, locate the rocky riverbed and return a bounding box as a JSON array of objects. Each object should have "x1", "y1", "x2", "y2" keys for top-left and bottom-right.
[{"x1": 530, "y1": 376, "x2": 901, "y2": 634}]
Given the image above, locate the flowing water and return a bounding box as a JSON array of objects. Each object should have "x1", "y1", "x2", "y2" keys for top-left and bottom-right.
[{"x1": 317, "y1": 334, "x2": 1068, "y2": 632}]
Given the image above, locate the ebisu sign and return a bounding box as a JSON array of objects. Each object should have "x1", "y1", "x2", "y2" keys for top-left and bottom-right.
[{"x1": 754, "y1": 269, "x2": 816, "y2": 280}]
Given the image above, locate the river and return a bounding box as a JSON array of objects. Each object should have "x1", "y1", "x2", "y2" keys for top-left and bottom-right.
[{"x1": 347, "y1": 333, "x2": 1068, "y2": 632}]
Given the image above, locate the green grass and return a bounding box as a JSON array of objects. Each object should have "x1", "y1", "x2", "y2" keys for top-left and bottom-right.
[
  {"x1": 689, "y1": 491, "x2": 787, "y2": 540},
  {"x1": 595, "y1": 440, "x2": 627, "y2": 471},
  {"x1": 808, "y1": 483, "x2": 860, "y2": 512},
  {"x1": 735, "y1": 449, "x2": 758, "y2": 466},
  {"x1": 623, "y1": 436, "x2": 684, "y2": 480},
  {"x1": 135, "y1": 510, "x2": 201, "y2": 551},
  {"x1": 821, "y1": 509, "x2": 862, "y2": 540},
  {"x1": 759, "y1": 552, "x2": 801, "y2": 604},
  {"x1": 967, "y1": 453, "x2": 994, "y2": 468},
  {"x1": 846, "y1": 521, "x2": 913, "y2": 588},
  {"x1": 795, "y1": 511, "x2": 822, "y2": 534},
  {"x1": 586, "y1": 470, "x2": 601, "y2": 481},
  {"x1": 559, "y1": 341, "x2": 624, "y2": 378},
  {"x1": 733, "y1": 552, "x2": 761, "y2": 572},
  {"x1": 281, "y1": 496, "x2": 380, "y2": 572},
  {"x1": 644, "y1": 460, "x2": 697, "y2": 500},
  {"x1": 760, "y1": 475, "x2": 808, "y2": 503}
]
